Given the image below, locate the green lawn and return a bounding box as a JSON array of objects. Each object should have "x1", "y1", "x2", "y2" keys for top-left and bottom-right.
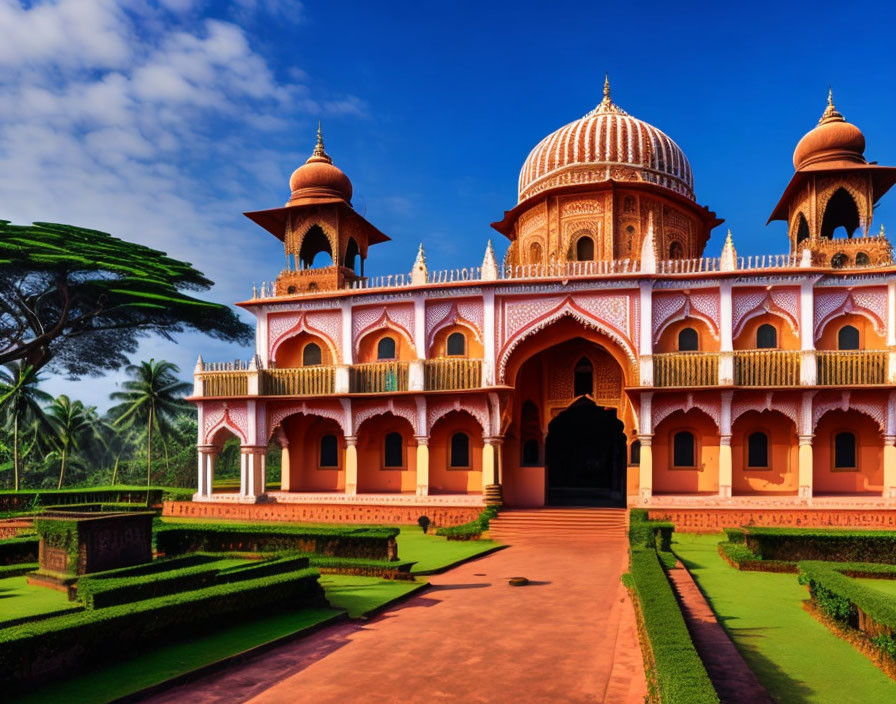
[
  {"x1": 320, "y1": 574, "x2": 427, "y2": 617},
  {"x1": 0, "y1": 575, "x2": 82, "y2": 625},
  {"x1": 397, "y1": 526, "x2": 501, "y2": 573},
  {"x1": 12, "y1": 608, "x2": 339, "y2": 704},
  {"x1": 673, "y1": 533, "x2": 896, "y2": 704}
]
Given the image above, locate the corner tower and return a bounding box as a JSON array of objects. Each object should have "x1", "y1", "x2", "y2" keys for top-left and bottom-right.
[
  {"x1": 245, "y1": 125, "x2": 389, "y2": 294},
  {"x1": 492, "y1": 77, "x2": 722, "y2": 267},
  {"x1": 768, "y1": 90, "x2": 896, "y2": 267}
]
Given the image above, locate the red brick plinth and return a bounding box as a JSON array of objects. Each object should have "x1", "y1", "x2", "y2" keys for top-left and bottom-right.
[
  {"x1": 162, "y1": 501, "x2": 481, "y2": 527},
  {"x1": 648, "y1": 508, "x2": 896, "y2": 531}
]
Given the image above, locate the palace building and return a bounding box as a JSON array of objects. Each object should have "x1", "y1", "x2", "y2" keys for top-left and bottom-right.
[{"x1": 180, "y1": 81, "x2": 896, "y2": 525}]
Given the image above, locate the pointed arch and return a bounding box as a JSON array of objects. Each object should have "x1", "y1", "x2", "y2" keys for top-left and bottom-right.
[
  {"x1": 270, "y1": 312, "x2": 340, "y2": 363},
  {"x1": 653, "y1": 297, "x2": 720, "y2": 344},
  {"x1": 426, "y1": 302, "x2": 483, "y2": 350},
  {"x1": 354, "y1": 310, "x2": 415, "y2": 358},
  {"x1": 814, "y1": 292, "x2": 885, "y2": 338},
  {"x1": 732, "y1": 293, "x2": 799, "y2": 338}
]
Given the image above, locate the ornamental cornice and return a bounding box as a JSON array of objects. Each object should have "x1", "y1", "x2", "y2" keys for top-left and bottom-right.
[
  {"x1": 652, "y1": 279, "x2": 721, "y2": 290},
  {"x1": 495, "y1": 280, "x2": 639, "y2": 296}
]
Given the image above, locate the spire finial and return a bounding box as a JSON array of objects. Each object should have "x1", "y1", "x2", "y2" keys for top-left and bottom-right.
[
  {"x1": 603, "y1": 73, "x2": 610, "y2": 101},
  {"x1": 819, "y1": 85, "x2": 844, "y2": 125},
  {"x1": 586, "y1": 72, "x2": 627, "y2": 117},
  {"x1": 308, "y1": 119, "x2": 332, "y2": 164}
]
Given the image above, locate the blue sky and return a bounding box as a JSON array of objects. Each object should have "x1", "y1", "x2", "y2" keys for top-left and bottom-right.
[{"x1": 1, "y1": 0, "x2": 894, "y2": 409}]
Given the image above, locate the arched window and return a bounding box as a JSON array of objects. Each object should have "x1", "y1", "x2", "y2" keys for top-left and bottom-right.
[
  {"x1": 821, "y1": 188, "x2": 860, "y2": 239},
  {"x1": 529, "y1": 241, "x2": 542, "y2": 264},
  {"x1": 834, "y1": 431, "x2": 856, "y2": 469},
  {"x1": 669, "y1": 241, "x2": 684, "y2": 260},
  {"x1": 673, "y1": 431, "x2": 696, "y2": 467},
  {"x1": 630, "y1": 439, "x2": 641, "y2": 465},
  {"x1": 450, "y1": 432, "x2": 470, "y2": 467},
  {"x1": 831, "y1": 252, "x2": 848, "y2": 268},
  {"x1": 319, "y1": 434, "x2": 338, "y2": 467},
  {"x1": 838, "y1": 325, "x2": 860, "y2": 350},
  {"x1": 384, "y1": 432, "x2": 403, "y2": 467},
  {"x1": 302, "y1": 342, "x2": 322, "y2": 366},
  {"x1": 446, "y1": 332, "x2": 465, "y2": 356},
  {"x1": 747, "y1": 432, "x2": 769, "y2": 468},
  {"x1": 522, "y1": 438, "x2": 540, "y2": 466},
  {"x1": 344, "y1": 238, "x2": 360, "y2": 273},
  {"x1": 856, "y1": 252, "x2": 870, "y2": 266},
  {"x1": 678, "y1": 327, "x2": 699, "y2": 352},
  {"x1": 377, "y1": 336, "x2": 397, "y2": 360},
  {"x1": 575, "y1": 236, "x2": 594, "y2": 261},
  {"x1": 756, "y1": 324, "x2": 777, "y2": 349},
  {"x1": 795, "y1": 213, "x2": 810, "y2": 244},
  {"x1": 574, "y1": 357, "x2": 593, "y2": 397},
  {"x1": 298, "y1": 224, "x2": 333, "y2": 269}
]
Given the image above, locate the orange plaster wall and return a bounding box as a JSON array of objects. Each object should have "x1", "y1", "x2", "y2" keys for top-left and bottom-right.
[
  {"x1": 813, "y1": 410, "x2": 883, "y2": 494},
  {"x1": 429, "y1": 324, "x2": 484, "y2": 359},
  {"x1": 356, "y1": 415, "x2": 417, "y2": 493},
  {"x1": 501, "y1": 434, "x2": 546, "y2": 507},
  {"x1": 733, "y1": 313, "x2": 800, "y2": 351},
  {"x1": 731, "y1": 411, "x2": 798, "y2": 495},
  {"x1": 281, "y1": 415, "x2": 344, "y2": 492},
  {"x1": 274, "y1": 332, "x2": 334, "y2": 368},
  {"x1": 428, "y1": 411, "x2": 483, "y2": 494},
  {"x1": 655, "y1": 318, "x2": 720, "y2": 353},
  {"x1": 817, "y1": 313, "x2": 885, "y2": 350},
  {"x1": 652, "y1": 410, "x2": 720, "y2": 494},
  {"x1": 357, "y1": 328, "x2": 415, "y2": 363}
]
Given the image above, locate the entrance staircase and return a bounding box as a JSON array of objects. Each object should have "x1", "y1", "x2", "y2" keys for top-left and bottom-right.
[{"x1": 486, "y1": 508, "x2": 628, "y2": 541}]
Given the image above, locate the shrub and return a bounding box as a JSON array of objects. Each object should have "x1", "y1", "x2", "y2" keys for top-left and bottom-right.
[
  {"x1": 746, "y1": 528, "x2": 896, "y2": 564},
  {"x1": 435, "y1": 505, "x2": 499, "y2": 540},
  {"x1": 0, "y1": 488, "x2": 164, "y2": 513},
  {"x1": 0, "y1": 567, "x2": 326, "y2": 690},
  {"x1": 717, "y1": 541, "x2": 797, "y2": 574},
  {"x1": 309, "y1": 556, "x2": 417, "y2": 580},
  {"x1": 0, "y1": 563, "x2": 39, "y2": 578},
  {"x1": 722, "y1": 527, "x2": 745, "y2": 544},
  {"x1": 155, "y1": 523, "x2": 399, "y2": 560},
  {"x1": 0, "y1": 537, "x2": 39, "y2": 565},
  {"x1": 417, "y1": 515, "x2": 431, "y2": 534}
]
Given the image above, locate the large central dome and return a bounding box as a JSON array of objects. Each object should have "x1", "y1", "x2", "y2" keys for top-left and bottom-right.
[{"x1": 518, "y1": 79, "x2": 695, "y2": 203}]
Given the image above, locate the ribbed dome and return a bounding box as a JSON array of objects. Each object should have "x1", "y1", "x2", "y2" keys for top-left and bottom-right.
[
  {"x1": 518, "y1": 79, "x2": 694, "y2": 203},
  {"x1": 792, "y1": 91, "x2": 866, "y2": 170},
  {"x1": 287, "y1": 125, "x2": 352, "y2": 205}
]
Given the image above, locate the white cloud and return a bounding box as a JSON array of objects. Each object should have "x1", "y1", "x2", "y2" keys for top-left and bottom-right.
[{"x1": 0, "y1": 0, "x2": 365, "y2": 409}]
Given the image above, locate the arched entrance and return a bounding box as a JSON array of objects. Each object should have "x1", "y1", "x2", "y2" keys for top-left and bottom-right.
[{"x1": 545, "y1": 399, "x2": 626, "y2": 506}]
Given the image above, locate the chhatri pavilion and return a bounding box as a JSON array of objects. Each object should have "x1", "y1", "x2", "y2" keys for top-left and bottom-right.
[{"x1": 178, "y1": 81, "x2": 896, "y2": 525}]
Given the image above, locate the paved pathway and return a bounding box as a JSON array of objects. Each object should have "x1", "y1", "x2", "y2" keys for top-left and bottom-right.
[
  {"x1": 142, "y1": 536, "x2": 646, "y2": 704},
  {"x1": 667, "y1": 562, "x2": 773, "y2": 704}
]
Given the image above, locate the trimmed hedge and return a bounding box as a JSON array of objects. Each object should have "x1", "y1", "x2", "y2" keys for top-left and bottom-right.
[
  {"x1": 436, "y1": 506, "x2": 498, "y2": 540},
  {"x1": 628, "y1": 545, "x2": 719, "y2": 703},
  {"x1": 746, "y1": 527, "x2": 896, "y2": 564},
  {"x1": 0, "y1": 563, "x2": 39, "y2": 578},
  {"x1": 310, "y1": 556, "x2": 417, "y2": 580},
  {"x1": 0, "y1": 537, "x2": 39, "y2": 565},
  {"x1": 629, "y1": 510, "x2": 674, "y2": 551},
  {"x1": 717, "y1": 541, "x2": 797, "y2": 574},
  {"x1": 155, "y1": 523, "x2": 399, "y2": 560},
  {"x1": 77, "y1": 554, "x2": 310, "y2": 609},
  {"x1": 0, "y1": 567, "x2": 327, "y2": 690},
  {"x1": 0, "y1": 488, "x2": 164, "y2": 513}
]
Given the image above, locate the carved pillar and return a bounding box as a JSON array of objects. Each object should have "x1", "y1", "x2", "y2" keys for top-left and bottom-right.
[
  {"x1": 800, "y1": 280, "x2": 817, "y2": 385},
  {"x1": 239, "y1": 445, "x2": 267, "y2": 503},
  {"x1": 888, "y1": 279, "x2": 896, "y2": 384},
  {"x1": 719, "y1": 391, "x2": 733, "y2": 498},
  {"x1": 482, "y1": 436, "x2": 503, "y2": 504},
  {"x1": 884, "y1": 437, "x2": 896, "y2": 500},
  {"x1": 638, "y1": 392, "x2": 653, "y2": 502},
  {"x1": 719, "y1": 280, "x2": 734, "y2": 385},
  {"x1": 195, "y1": 445, "x2": 217, "y2": 499},
  {"x1": 798, "y1": 435, "x2": 814, "y2": 500},
  {"x1": 413, "y1": 296, "x2": 426, "y2": 359},
  {"x1": 639, "y1": 281, "x2": 654, "y2": 386},
  {"x1": 415, "y1": 436, "x2": 429, "y2": 496},
  {"x1": 344, "y1": 436, "x2": 358, "y2": 495},
  {"x1": 483, "y1": 289, "x2": 496, "y2": 386},
  {"x1": 408, "y1": 360, "x2": 425, "y2": 391}
]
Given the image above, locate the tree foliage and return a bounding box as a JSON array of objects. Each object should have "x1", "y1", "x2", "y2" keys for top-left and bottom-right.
[{"x1": 0, "y1": 220, "x2": 252, "y2": 376}]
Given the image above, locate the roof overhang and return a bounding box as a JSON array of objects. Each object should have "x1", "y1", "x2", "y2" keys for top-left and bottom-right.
[{"x1": 244, "y1": 200, "x2": 390, "y2": 245}]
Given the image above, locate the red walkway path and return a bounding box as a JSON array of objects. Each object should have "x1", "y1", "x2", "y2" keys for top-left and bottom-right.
[{"x1": 142, "y1": 535, "x2": 646, "y2": 704}]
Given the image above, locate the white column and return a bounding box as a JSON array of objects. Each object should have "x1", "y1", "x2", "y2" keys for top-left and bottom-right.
[
  {"x1": 638, "y1": 392, "x2": 653, "y2": 501},
  {"x1": 800, "y1": 280, "x2": 817, "y2": 385},
  {"x1": 239, "y1": 446, "x2": 267, "y2": 502},
  {"x1": 408, "y1": 360, "x2": 425, "y2": 391},
  {"x1": 719, "y1": 391, "x2": 733, "y2": 498},
  {"x1": 255, "y1": 306, "x2": 269, "y2": 367},
  {"x1": 639, "y1": 281, "x2": 654, "y2": 386},
  {"x1": 195, "y1": 446, "x2": 216, "y2": 498},
  {"x1": 885, "y1": 391, "x2": 896, "y2": 499},
  {"x1": 341, "y1": 299, "x2": 353, "y2": 365},
  {"x1": 344, "y1": 436, "x2": 358, "y2": 495},
  {"x1": 413, "y1": 296, "x2": 426, "y2": 359},
  {"x1": 887, "y1": 280, "x2": 896, "y2": 383},
  {"x1": 798, "y1": 391, "x2": 814, "y2": 499},
  {"x1": 483, "y1": 289, "x2": 496, "y2": 386},
  {"x1": 719, "y1": 280, "x2": 734, "y2": 385}
]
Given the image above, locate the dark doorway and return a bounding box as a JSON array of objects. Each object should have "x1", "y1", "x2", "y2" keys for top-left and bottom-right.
[{"x1": 545, "y1": 400, "x2": 626, "y2": 506}]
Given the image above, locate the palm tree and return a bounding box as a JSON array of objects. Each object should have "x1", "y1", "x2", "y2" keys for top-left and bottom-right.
[
  {"x1": 46, "y1": 395, "x2": 93, "y2": 489},
  {"x1": 109, "y1": 359, "x2": 191, "y2": 497},
  {"x1": 0, "y1": 362, "x2": 52, "y2": 490}
]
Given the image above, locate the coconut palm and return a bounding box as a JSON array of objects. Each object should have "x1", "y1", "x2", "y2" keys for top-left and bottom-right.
[
  {"x1": 109, "y1": 359, "x2": 191, "y2": 496},
  {"x1": 45, "y1": 395, "x2": 94, "y2": 489},
  {"x1": 0, "y1": 362, "x2": 52, "y2": 490}
]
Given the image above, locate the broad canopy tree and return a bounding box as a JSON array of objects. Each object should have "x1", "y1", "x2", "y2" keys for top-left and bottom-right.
[{"x1": 0, "y1": 220, "x2": 253, "y2": 376}]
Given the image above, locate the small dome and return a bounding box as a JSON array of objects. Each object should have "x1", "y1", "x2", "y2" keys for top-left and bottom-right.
[
  {"x1": 793, "y1": 91, "x2": 866, "y2": 170},
  {"x1": 287, "y1": 125, "x2": 353, "y2": 204},
  {"x1": 518, "y1": 77, "x2": 694, "y2": 202}
]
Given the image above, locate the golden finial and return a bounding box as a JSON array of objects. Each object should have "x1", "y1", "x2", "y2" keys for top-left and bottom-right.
[
  {"x1": 819, "y1": 85, "x2": 844, "y2": 124},
  {"x1": 603, "y1": 73, "x2": 611, "y2": 102},
  {"x1": 587, "y1": 72, "x2": 627, "y2": 117},
  {"x1": 308, "y1": 119, "x2": 332, "y2": 164}
]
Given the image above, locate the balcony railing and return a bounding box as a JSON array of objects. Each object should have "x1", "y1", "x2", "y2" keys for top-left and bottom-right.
[
  {"x1": 349, "y1": 361, "x2": 409, "y2": 393},
  {"x1": 263, "y1": 367, "x2": 334, "y2": 396},
  {"x1": 653, "y1": 352, "x2": 719, "y2": 387},
  {"x1": 198, "y1": 372, "x2": 249, "y2": 397},
  {"x1": 817, "y1": 350, "x2": 887, "y2": 386},
  {"x1": 424, "y1": 358, "x2": 482, "y2": 391},
  {"x1": 734, "y1": 350, "x2": 800, "y2": 387}
]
